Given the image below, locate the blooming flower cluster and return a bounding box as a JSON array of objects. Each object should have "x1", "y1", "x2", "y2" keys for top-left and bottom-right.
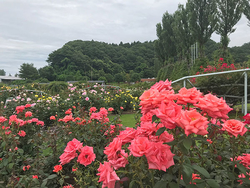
[
  {"x1": 59, "y1": 138, "x2": 96, "y2": 167},
  {"x1": 94, "y1": 79, "x2": 249, "y2": 187}
]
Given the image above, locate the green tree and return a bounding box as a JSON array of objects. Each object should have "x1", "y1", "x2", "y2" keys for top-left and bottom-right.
[
  {"x1": 243, "y1": 0, "x2": 250, "y2": 26},
  {"x1": 114, "y1": 73, "x2": 125, "y2": 83},
  {"x1": 187, "y1": 0, "x2": 218, "y2": 57},
  {"x1": 38, "y1": 66, "x2": 56, "y2": 81},
  {"x1": 172, "y1": 4, "x2": 195, "y2": 70},
  {"x1": 155, "y1": 12, "x2": 177, "y2": 64},
  {"x1": 0, "y1": 69, "x2": 6, "y2": 76},
  {"x1": 216, "y1": 0, "x2": 244, "y2": 57},
  {"x1": 19, "y1": 63, "x2": 39, "y2": 80}
]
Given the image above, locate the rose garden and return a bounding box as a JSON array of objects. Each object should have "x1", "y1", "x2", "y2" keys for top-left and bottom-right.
[{"x1": 1, "y1": 66, "x2": 250, "y2": 188}]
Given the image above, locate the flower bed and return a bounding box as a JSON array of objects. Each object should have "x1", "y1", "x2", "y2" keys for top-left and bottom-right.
[{"x1": 1, "y1": 80, "x2": 250, "y2": 187}]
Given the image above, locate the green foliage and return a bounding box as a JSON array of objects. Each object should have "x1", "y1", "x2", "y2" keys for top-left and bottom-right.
[
  {"x1": 46, "y1": 40, "x2": 156, "y2": 82},
  {"x1": 187, "y1": 0, "x2": 218, "y2": 57},
  {"x1": 19, "y1": 63, "x2": 40, "y2": 80},
  {"x1": 0, "y1": 69, "x2": 6, "y2": 76},
  {"x1": 216, "y1": 0, "x2": 244, "y2": 57},
  {"x1": 157, "y1": 61, "x2": 189, "y2": 81}
]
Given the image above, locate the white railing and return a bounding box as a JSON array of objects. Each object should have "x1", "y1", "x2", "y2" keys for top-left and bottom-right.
[{"x1": 172, "y1": 68, "x2": 250, "y2": 115}]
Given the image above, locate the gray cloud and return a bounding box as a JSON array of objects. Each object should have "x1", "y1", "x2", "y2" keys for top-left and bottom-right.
[{"x1": 0, "y1": 0, "x2": 249, "y2": 76}]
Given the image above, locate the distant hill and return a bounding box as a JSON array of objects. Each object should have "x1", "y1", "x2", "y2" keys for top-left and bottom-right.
[
  {"x1": 45, "y1": 39, "x2": 249, "y2": 82},
  {"x1": 47, "y1": 40, "x2": 156, "y2": 82}
]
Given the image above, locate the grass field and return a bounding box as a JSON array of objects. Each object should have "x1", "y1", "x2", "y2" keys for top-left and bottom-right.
[
  {"x1": 108, "y1": 113, "x2": 137, "y2": 127},
  {"x1": 108, "y1": 104, "x2": 249, "y2": 128}
]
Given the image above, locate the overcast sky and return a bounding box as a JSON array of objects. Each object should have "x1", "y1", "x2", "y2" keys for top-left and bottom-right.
[{"x1": 0, "y1": 0, "x2": 249, "y2": 76}]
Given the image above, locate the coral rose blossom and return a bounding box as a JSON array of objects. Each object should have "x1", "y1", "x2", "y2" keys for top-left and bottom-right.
[
  {"x1": 243, "y1": 113, "x2": 250, "y2": 124},
  {"x1": 18, "y1": 130, "x2": 26, "y2": 137},
  {"x1": 145, "y1": 142, "x2": 174, "y2": 171},
  {"x1": 177, "y1": 87, "x2": 203, "y2": 105},
  {"x1": 221, "y1": 119, "x2": 247, "y2": 137},
  {"x1": 235, "y1": 154, "x2": 250, "y2": 169},
  {"x1": 77, "y1": 146, "x2": 96, "y2": 166},
  {"x1": 109, "y1": 149, "x2": 129, "y2": 170},
  {"x1": 128, "y1": 137, "x2": 152, "y2": 157},
  {"x1": 152, "y1": 101, "x2": 182, "y2": 129},
  {"x1": 194, "y1": 93, "x2": 232, "y2": 119},
  {"x1": 53, "y1": 165, "x2": 62, "y2": 172},
  {"x1": 117, "y1": 127, "x2": 137, "y2": 144},
  {"x1": 104, "y1": 138, "x2": 123, "y2": 161},
  {"x1": 50, "y1": 116, "x2": 56, "y2": 120},
  {"x1": 25, "y1": 111, "x2": 32, "y2": 118},
  {"x1": 150, "y1": 79, "x2": 172, "y2": 92},
  {"x1": 59, "y1": 138, "x2": 83, "y2": 165},
  {"x1": 97, "y1": 161, "x2": 120, "y2": 188},
  {"x1": 176, "y1": 109, "x2": 209, "y2": 136}
]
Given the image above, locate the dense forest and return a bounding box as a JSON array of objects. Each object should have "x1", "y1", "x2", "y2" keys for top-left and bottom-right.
[
  {"x1": 14, "y1": 0, "x2": 250, "y2": 83},
  {"x1": 14, "y1": 39, "x2": 250, "y2": 83}
]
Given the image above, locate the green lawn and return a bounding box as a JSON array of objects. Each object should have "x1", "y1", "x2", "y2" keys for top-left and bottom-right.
[
  {"x1": 109, "y1": 104, "x2": 249, "y2": 128},
  {"x1": 108, "y1": 113, "x2": 137, "y2": 127}
]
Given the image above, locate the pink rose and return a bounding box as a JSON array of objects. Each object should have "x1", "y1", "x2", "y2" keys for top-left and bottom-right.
[
  {"x1": 97, "y1": 161, "x2": 120, "y2": 188},
  {"x1": 128, "y1": 137, "x2": 152, "y2": 157},
  {"x1": 18, "y1": 130, "x2": 26, "y2": 137},
  {"x1": 176, "y1": 109, "x2": 209, "y2": 136},
  {"x1": 221, "y1": 119, "x2": 247, "y2": 137},
  {"x1": 152, "y1": 101, "x2": 182, "y2": 129},
  {"x1": 77, "y1": 146, "x2": 96, "y2": 166},
  {"x1": 145, "y1": 142, "x2": 174, "y2": 171},
  {"x1": 150, "y1": 79, "x2": 172, "y2": 92},
  {"x1": 109, "y1": 149, "x2": 129, "y2": 170},
  {"x1": 177, "y1": 87, "x2": 203, "y2": 105},
  {"x1": 59, "y1": 139, "x2": 83, "y2": 165},
  {"x1": 235, "y1": 154, "x2": 250, "y2": 169},
  {"x1": 243, "y1": 113, "x2": 250, "y2": 124},
  {"x1": 117, "y1": 127, "x2": 137, "y2": 144},
  {"x1": 194, "y1": 93, "x2": 232, "y2": 119},
  {"x1": 25, "y1": 111, "x2": 32, "y2": 118},
  {"x1": 104, "y1": 138, "x2": 122, "y2": 161}
]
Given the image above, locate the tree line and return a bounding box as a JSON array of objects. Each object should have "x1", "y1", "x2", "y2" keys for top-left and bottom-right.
[{"x1": 155, "y1": 0, "x2": 250, "y2": 80}]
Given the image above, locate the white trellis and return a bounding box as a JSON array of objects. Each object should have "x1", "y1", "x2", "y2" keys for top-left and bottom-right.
[{"x1": 172, "y1": 68, "x2": 250, "y2": 115}]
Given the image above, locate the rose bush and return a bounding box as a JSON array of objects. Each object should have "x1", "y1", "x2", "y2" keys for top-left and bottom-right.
[{"x1": 1, "y1": 79, "x2": 250, "y2": 187}]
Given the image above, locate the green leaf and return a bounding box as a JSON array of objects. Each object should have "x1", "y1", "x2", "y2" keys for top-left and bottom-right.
[
  {"x1": 192, "y1": 165, "x2": 210, "y2": 178},
  {"x1": 186, "y1": 184, "x2": 197, "y2": 188},
  {"x1": 129, "y1": 180, "x2": 137, "y2": 188},
  {"x1": 1, "y1": 142, "x2": 6, "y2": 148},
  {"x1": 152, "y1": 115, "x2": 159, "y2": 123},
  {"x1": 237, "y1": 163, "x2": 247, "y2": 174},
  {"x1": 154, "y1": 180, "x2": 168, "y2": 188},
  {"x1": 169, "y1": 182, "x2": 178, "y2": 188},
  {"x1": 59, "y1": 178, "x2": 64, "y2": 186},
  {"x1": 41, "y1": 180, "x2": 48, "y2": 188},
  {"x1": 18, "y1": 149, "x2": 24, "y2": 155},
  {"x1": 183, "y1": 138, "x2": 192, "y2": 150},
  {"x1": 47, "y1": 174, "x2": 57, "y2": 180},
  {"x1": 2, "y1": 159, "x2": 8, "y2": 167},
  {"x1": 156, "y1": 127, "x2": 166, "y2": 136},
  {"x1": 183, "y1": 164, "x2": 193, "y2": 185},
  {"x1": 206, "y1": 179, "x2": 220, "y2": 188},
  {"x1": 8, "y1": 163, "x2": 14, "y2": 170}
]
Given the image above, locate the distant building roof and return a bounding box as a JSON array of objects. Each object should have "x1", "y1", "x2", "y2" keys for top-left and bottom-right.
[
  {"x1": 0, "y1": 76, "x2": 24, "y2": 80},
  {"x1": 141, "y1": 78, "x2": 156, "y2": 82}
]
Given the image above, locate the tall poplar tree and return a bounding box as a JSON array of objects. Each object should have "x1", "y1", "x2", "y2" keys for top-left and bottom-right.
[
  {"x1": 243, "y1": 0, "x2": 250, "y2": 26},
  {"x1": 187, "y1": 0, "x2": 218, "y2": 57},
  {"x1": 216, "y1": 0, "x2": 244, "y2": 57},
  {"x1": 172, "y1": 4, "x2": 194, "y2": 69},
  {"x1": 155, "y1": 12, "x2": 177, "y2": 64}
]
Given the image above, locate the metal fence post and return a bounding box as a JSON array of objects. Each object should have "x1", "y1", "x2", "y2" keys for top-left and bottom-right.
[
  {"x1": 183, "y1": 79, "x2": 186, "y2": 88},
  {"x1": 244, "y1": 71, "x2": 248, "y2": 115}
]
